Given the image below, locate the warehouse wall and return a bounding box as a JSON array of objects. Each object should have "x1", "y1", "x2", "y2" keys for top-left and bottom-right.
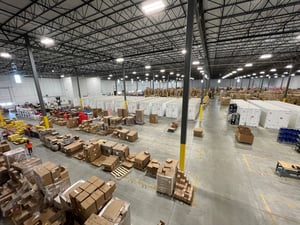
[{"x1": 0, "y1": 75, "x2": 64, "y2": 106}]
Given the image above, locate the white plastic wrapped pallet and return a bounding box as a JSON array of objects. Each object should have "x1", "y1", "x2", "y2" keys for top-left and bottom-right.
[
  {"x1": 230, "y1": 99, "x2": 261, "y2": 127},
  {"x1": 166, "y1": 99, "x2": 182, "y2": 119},
  {"x1": 266, "y1": 100, "x2": 300, "y2": 129},
  {"x1": 248, "y1": 100, "x2": 290, "y2": 129},
  {"x1": 188, "y1": 98, "x2": 201, "y2": 120}
]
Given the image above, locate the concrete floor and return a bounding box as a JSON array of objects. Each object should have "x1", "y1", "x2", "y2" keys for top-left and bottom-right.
[{"x1": 2, "y1": 98, "x2": 300, "y2": 225}]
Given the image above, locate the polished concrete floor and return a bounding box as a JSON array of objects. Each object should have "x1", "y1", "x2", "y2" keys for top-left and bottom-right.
[{"x1": 2, "y1": 98, "x2": 300, "y2": 225}]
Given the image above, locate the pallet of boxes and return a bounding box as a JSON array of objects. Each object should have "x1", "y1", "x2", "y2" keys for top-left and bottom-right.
[{"x1": 235, "y1": 126, "x2": 254, "y2": 145}]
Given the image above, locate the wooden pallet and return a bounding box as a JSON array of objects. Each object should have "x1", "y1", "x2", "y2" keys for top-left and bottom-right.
[{"x1": 111, "y1": 166, "x2": 130, "y2": 179}]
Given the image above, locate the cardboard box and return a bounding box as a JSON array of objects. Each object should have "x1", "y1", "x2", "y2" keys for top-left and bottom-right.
[
  {"x1": 80, "y1": 196, "x2": 98, "y2": 221},
  {"x1": 134, "y1": 151, "x2": 151, "y2": 170},
  {"x1": 112, "y1": 143, "x2": 129, "y2": 160},
  {"x1": 100, "y1": 181, "x2": 116, "y2": 201},
  {"x1": 135, "y1": 109, "x2": 144, "y2": 123},
  {"x1": 193, "y1": 128, "x2": 203, "y2": 137},
  {"x1": 236, "y1": 126, "x2": 254, "y2": 145},
  {"x1": 118, "y1": 129, "x2": 129, "y2": 140},
  {"x1": 149, "y1": 114, "x2": 158, "y2": 123},
  {"x1": 64, "y1": 140, "x2": 83, "y2": 156},
  {"x1": 101, "y1": 141, "x2": 117, "y2": 156},
  {"x1": 86, "y1": 183, "x2": 98, "y2": 195},
  {"x1": 85, "y1": 214, "x2": 113, "y2": 225},
  {"x1": 90, "y1": 189, "x2": 105, "y2": 210},
  {"x1": 146, "y1": 159, "x2": 160, "y2": 177},
  {"x1": 59, "y1": 180, "x2": 85, "y2": 210},
  {"x1": 157, "y1": 159, "x2": 178, "y2": 196},
  {"x1": 33, "y1": 166, "x2": 53, "y2": 186},
  {"x1": 126, "y1": 131, "x2": 138, "y2": 142},
  {"x1": 102, "y1": 155, "x2": 119, "y2": 172},
  {"x1": 0, "y1": 141, "x2": 10, "y2": 153}
]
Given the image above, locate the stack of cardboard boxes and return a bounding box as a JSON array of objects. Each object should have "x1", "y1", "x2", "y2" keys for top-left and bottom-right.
[
  {"x1": 112, "y1": 143, "x2": 129, "y2": 161},
  {"x1": 12, "y1": 157, "x2": 42, "y2": 184},
  {"x1": 113, "y1": 129, "x2": 138, "y2": 142},
  {"x1": 134, "y1": 151, "x2": 151, "y2": 170},
  {"x1": 117, "y1": 108, "x2": 128, "y2": 118},
  {"x1": 173, "y1": 170, "x2": 194, "y2": 205},
  {"x1": 146, "y1": 159, "x2": 160, "y2": 177},
  {"x1": 69, "y1": 176, "x2": 116, "y2": 222},
  {"x1": 193, "y1": 127, "x2": 204, "y2": 137},
  {"x1": 64, "y1": 140, "x2": 84, "y2": 156},
  {"x1": 66, "y1": 117, "x2": 79, "y2": 128},
  {"x1": 236, "y1": 126, "x2": 254, "y2": 145},
  {"x1": 135, "y1": 109, "x2": 144, "y2": 124},
  {"x1": 0, "y1": 140, "x2": 10, "y2": 153},
  {"x1": 156, "y1": 159, "x2": 178, "y2": 196},
  {"x1": 83, "y1": 139, "x2": 103, "y2": 162}
]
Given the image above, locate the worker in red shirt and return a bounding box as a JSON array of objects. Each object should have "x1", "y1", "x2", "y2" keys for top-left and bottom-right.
[{"x1": 25, "y1": 140, "x2": 33, "y2": 156}]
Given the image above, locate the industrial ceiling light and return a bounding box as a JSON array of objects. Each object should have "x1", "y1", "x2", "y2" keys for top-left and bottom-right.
[
  {"x1": 201, "y1": 79, "x2": 204, "y2": 83},
  {"x1": 116, "y1": 58, "x2": 124, "y2": 63},
  {"x1": 274, "y1": 75, "x2": 278, "y2": 78},
  {"x1": 155, "y1": 74, "x2": 159, "y2": 77},
  {"x1": 270, "y1": 68, "x2": 276, "y2": 72},
  {"x1": 252, "y1": 73, "x2": 256, "y2": 75},
  {"x1": 120, "y1": 78, "x2": 124, "y2": 80},
  {"x1": 136, "y1": 76, "x2": 139, "y2": 79},
  {"x1": 142, "y1": 0, "x2": 166, "y2": 15},
  {"x1": 0, "y1": 52, "x2": 12, "y2": 58},
  {"x1": 291, "y1": 73, "x2": 295, "y2": 77},
  {"x1": 297, "y1": 70, "x2": 300, "y2": 73},
  {"x1": 260, "y1": 71, "x2": 265, "y2": 74},
  {"x1": 52, "y1": 70, "x2": 55, "y2": 73},
  {"x1": 14, "y1": 74, "x2": 22, "y2": 83},
  {"x1": 192, "y1": 61, "x2": 200, "y2": 65},
  {"x1": 60, "y1": 74, "x2": 64, "y2": 78},
  {"x1": 181, "y1": 49, "x2": 187, "y2": 54},
  {"x1": 197, "y1": 66, "x2": 203, "y2": 70},
  {"x1": 132, "y1": 71, "x2": 136, "y2": 74},
  {"x1": 181, "y1": 75, "x2": 184, "y2": 77},
  {"x1": 145, "y1": 65, "x2": 151, "y2": 69},
  {"x1": 284, "y1": 71, "x2": 288, "y2": 74},
  {"x1": 41, "y1": 37, "x2": 55, "y2": 46},
  {"x1": 259, "y1": 75, "x2": 264, "y2": 78},
  {"x1": 237, "y1": 68, "x2": 243, "y2": 71},
  {"x1": 162, "y1": 75, "x2": 165, "y2": 78},
  {"x1": 217, "y1": 79, "x2": 221, "y2": 83},
  {"x1": 260, "y1": 54, "x2": 272, "y2": 59},
  {"x1": 285, "y1": 64, "x2": 293, "y2": 69},
  {"x1": 145, "y1": 73, "x2": 149, "y2": 76},
  {"x1": 296, "y1": 35, "x2": 300, "y2": 40},
  {"x1": 232, "y1": 71, "x2": 237, "y2": 74},
  {"x1": 176, "y1": 74, "x2": 180, "y2": 77},
  {"x1": 160, "y1": 69, "x2": 165, "y2": 73},
  {"x1": 281, "y1": 75, "x2": 285, "y2": 77},
  {"x1": 170, "y1": 72, "x2": 174, "y2": 75},
  {"x1": 200, "y1": 70, "x2": 204, "y2": 73},
  {"x1": 245, "y1": 63, "x2": 253, "y2": 67},
  {"x1": 125, "y1": 75, "x2": 128, "y2": 78}
]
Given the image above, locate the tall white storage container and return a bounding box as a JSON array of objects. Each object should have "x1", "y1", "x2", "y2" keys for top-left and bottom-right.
[
  {"x1": 166, "y1": 99, "x2": 182, "y2": 119},
  {"x1": 248, "y1": 100, "x2": 290, "y2": 129},
  {"x1": 188, "y1": 98, "x2": 200, "y2": 120},
  {"x1": 138, "y1": 98, "x2": 155, "y2": 115},
  {"x1": 152, "y1": 99, "x2": 172, "y2": 117},
  {"x1": 114, "y1": 97, "x2": 124, "y2": 111},
  {"x1": 230, "y1": 99, "x2": 261, "y2": 127},
  {"x1": 266, "y1": 100, "x2": 300, "y2": 129},
  {"x1": 104, "y1": 97, "x2": 115, "y2": 115}
]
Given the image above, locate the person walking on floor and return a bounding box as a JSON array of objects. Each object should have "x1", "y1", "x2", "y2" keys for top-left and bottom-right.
[{"x1": 25, "y1": 140, "x2": 33, "y2": 156}]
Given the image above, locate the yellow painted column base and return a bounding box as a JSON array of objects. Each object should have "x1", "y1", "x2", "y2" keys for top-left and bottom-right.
[
  {"x1": 282, "y1": 98, "x2": 286, "y2": 102},
  {"x1": 198, "y1": 104, "x2": 203, "y2": 122},
  {"x1": 79, "y1": 98, "x2": 83, "y2": 109},
  {"x1": 43, "y1": 116, "x2": 50, "y2": 129},
  {"x1": 180, "y1": 144, "x2": 186, "y2": 171},
  {"x1": 123, "y1": 100, "x2": 128, "y2": 110}
]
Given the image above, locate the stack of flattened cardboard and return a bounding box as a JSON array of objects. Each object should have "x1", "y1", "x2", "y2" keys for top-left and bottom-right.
[
  {"x1": 146, "y1": 159, "x2": 160, "y2": 177},
  {"x1": 126, "y1": 130, "x2": 138, "y2": 142},
  {"x1": 102, "y1": 155, "x2": 119, "y2": 172},
  {"x1": 0, "y1": 141, "x2": 10, "y2": 153},
  {"x1": 173, "y1": 170, "x2": 194, "y2": 205},
  {"x1": 112, "y1": 144, "x2": 129, "y2": 161},
  {"x1": 69, "y1": 176, "x2": 116, "y2": 222},
  {"x1": 134, "y1": 151, "x2": 151, "y2": 170},
  {"x1": 83, "y1": 139, "x2": 103, "y2": 162},
  {"x1": 193, "y1": 127, "x2": 203, "y2": 137},
  {"x1": 149, "y1": 114, "x2": 158, "y2": 123},
  {"x1": 236, "y1": 126, "x2": 254, "y2": 145},
  {"x1": 94, "y1": 197, "x2": 130, "y2": 225},
  {"x1": 101, "y1": 141, "x2": 117, "y2": 156},
  {"x1": 156, "y1": 159, "x2": 178, "y2": 196},
  {"x1": 12, "y1": 157, "x2": 42, "y2": 184}
]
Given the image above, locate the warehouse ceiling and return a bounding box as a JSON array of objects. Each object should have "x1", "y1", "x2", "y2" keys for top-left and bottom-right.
[{"x1": 0, "y1": 0, "x2": 299, "y2": 81}]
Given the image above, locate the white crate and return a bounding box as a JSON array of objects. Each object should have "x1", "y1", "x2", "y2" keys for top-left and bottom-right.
[
  {"x1": 266, "y1": 100, "x2": 300, "y2": 129},
  {"x1": 166, "y1": 99, "x2": 182, "y2": 119},
  {"x1": 188, "y1": 98, "x2": 201, "y2": 121},
  {"x1": 248, "y1": 100, "x2": 290, "y2": 129},
  {"x1": 231, "y1": 99, "x2": 261, "y2": 127}
]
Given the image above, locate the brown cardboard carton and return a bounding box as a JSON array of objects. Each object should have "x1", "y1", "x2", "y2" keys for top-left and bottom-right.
[
  {"x1": 149, "y1": 114, "x2": 158, "y2": 123},
  {"x1": 135, "y1": 109, "x2": 144, "y2": 123},
  {"x1": 0, "y1": 141, "x2": 10, "y2": 153},
  {"x1": 100, "y1": 181, "x2": 116, "y2": 201},
  {"x1": 69, "y1": 188, "x2": 83, "y2": 215},
  {"x1": 93, "y1": 177, "x2": 105, "y2": 188},
  {"x1": 91, "y1": 189, "x2": 105, "y2": 210},
  {"x1": 78, "y1": 181, "x2": 90, "y2": 191},
  {"x1": 112, "y1": 143, "x2": 129, "y2": 160},
  {"x1": 193, "y1": 128, "x2": 203, "y2": 137},
  {"x1": 126, "y1": 130, "x2": 138, "y2": 142},
  {"x1": 86, "y1": 183, "x2": 98, "y2": 195},
  {"x1": 102, "y1": 155, "x2": 119, "y2": 172},
  {"x1": 80, "y1": 196, "x2": 98, "y2": 221},
  {"x1": 146, "y1": 159, "x2": 160, "y2": 177},
  {"x1": 84, "y1": 214, "x2": 113, "y2": 225},
  {"x1": 87, "y1": 176, "x2": 98, "y2": 184},
  {"x1": 101, "y1": 141, "x2": 117, "y2": 156},
  {"x1": 134, "y1": 151, "x2": 151, "y2": 170},
  {"x1": 33, "y1": 166, "x2": 53, "y2": 186},
  {"x1": 118, "y1": 129, "x2": 129, "y2": 140}
]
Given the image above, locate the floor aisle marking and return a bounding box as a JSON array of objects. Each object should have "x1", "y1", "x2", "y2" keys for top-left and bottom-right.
[
  {"x1": 243, "y1": 154, "x2": 253, "y2": 172},
  {"x1": 260, "y1": 194, "x2": 278, "y2": 225}
]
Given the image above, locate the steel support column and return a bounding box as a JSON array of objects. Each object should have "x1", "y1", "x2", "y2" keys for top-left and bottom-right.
[
  {"x1": 248, "y1": 78, "x2": 251, "y2": 89},
  {"x1": 179, "y1": 0, "x2": 195, "y2": 171},
  {"x1": 283, "y1": 69, "x2": 293, "y2": 102},
  {"x1": 115, "y1": 79, "x2": 118, "y2": 96},
  {"x1": 25, "y1": 35, "x2": 49, "y2": 128},
  {"x1": 260, "y1": 78, "x2": 264, "y2": 91},
  {"x1": 76, "y1": 75, "x2": 82, "y2": 109},
  {"x1": 122, "y1": 64, "x2": 127, "y2": 109}
]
